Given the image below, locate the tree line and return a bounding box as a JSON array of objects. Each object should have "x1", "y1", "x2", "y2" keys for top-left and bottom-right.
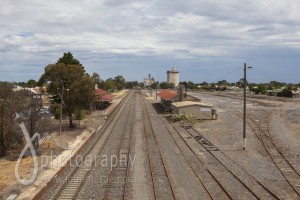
[{"x1": 0, "y1": 52, "x2": 130, "y2": 156}]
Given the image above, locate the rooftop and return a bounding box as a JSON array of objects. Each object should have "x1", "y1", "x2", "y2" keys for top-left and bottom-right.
[
  {"x1": 158, "y1": 90, "x2": 178, "y2": 101},
  {"x1": 95, "y1": 88, "x2": 108, "y2": 96},
  {"x1": 171, "y1": 101, "x2": 212, "y2": 108}
]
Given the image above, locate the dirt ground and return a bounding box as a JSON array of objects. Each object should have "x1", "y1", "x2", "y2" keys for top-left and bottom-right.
[
  {"x1": 0, "y1": 121, "x2": 94, "y2": 200},
  {"x1": 190, "y1": 91, "x2": 300, "y2": 199}
]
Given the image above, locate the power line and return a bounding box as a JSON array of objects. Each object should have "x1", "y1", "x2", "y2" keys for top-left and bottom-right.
[{"x1": 210, "y1": 66, "x2": 242, "y2": 83}]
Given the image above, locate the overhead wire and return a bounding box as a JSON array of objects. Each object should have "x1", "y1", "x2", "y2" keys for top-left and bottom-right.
[{"x1": 210, "y1": 66, "x2": 243, "y2": 83}]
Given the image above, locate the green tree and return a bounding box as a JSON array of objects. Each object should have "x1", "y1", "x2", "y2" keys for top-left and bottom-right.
[
  {"x1": 38, "y1": 52, "x2": 94, "y2": 128},
  {"x1": 150, "y1": 82, "x2": 159, "y2": 89},
  {"x1": 256, "y1": 84, "x2": 266, "y2": 94},
  {"x1": 270, "y1": 81, "x2": 285, "y2": 89},
  {"x1": 104, "y1": 80, "x2": 116, "y2": 92},
  {"x1": 160, "y1": 82, "x2": 174, "y2": 89},
  {"x1": 27, "y1": 79, "x2": 37, "y2": 87},
  {"x1": 57, "y1": 52, "x2": 83, "y2": 68},
  {"x1": 91, "y1": 72, "x2": 101, "y2": 88},
  {"x1": 200, "y1": 81, "x2": 208, "y2": 86},
  {"x1": 114, "y1": 75, "x2": 126, "y2": 90},
  {"x1": 217, "y1": 80, "x2": 228, "y2": 86},
  {"x1": 126, "y1": 81, "x2": 139, "y2": 89}
]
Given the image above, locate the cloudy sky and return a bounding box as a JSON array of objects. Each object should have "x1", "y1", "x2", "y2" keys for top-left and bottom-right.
[{"x1": 1, "y1": 0, "x2": 300, "y2": 84}]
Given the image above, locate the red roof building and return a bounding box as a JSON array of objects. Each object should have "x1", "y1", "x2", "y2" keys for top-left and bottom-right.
[
  {"x1": 95, "y1": 89, "x2": 114, "y2": 102},
  {"x1": 157, "y1": 89, "x2": 201, "y2": 112},
  {"x1": 157, "y1": 90, "x2": 178, "y2": 101},
  {"x1": 157, "y1": 90, "x2": 179, "y2": 111},
  {"x1": 101, "y1": 94, "x2": 115, "y2": 102},
  {"x1": 94, "y1": 88, "x2": 114, "y2": 110},
  {"x1": 95, "y1": 89, "x2": 108, "y2": 96}
]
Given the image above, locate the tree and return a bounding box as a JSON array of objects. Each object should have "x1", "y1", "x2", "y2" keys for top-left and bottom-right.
[
  {"x1": 27, "y1": 79, "x2": 37, "y2": 87},
  {"x1": 104, "y1": 80, "x2": 116, "y2": 92},
  {"x1": 57, "y1": 52, "x2": 83, "y2": 68},
  {"x1": 150, "y1": 82, "x2": 159, "y2": 89},
  {"x1": 278, "y1": 89, "x2": 293, "y2": 98},
  {"x1": 114, "y1": 75, "x2": 126, "y2": 90},
  {"x1": 256, "y1": 84, "x2": 266, "y2": 94},
  {"x1": 236, "y1": 78, "x2": 248, "y2": 88},
  {"x1": 125, "y1": 81, "x2": 139, "y2": 89},
  {"x1": 200, "y1": 81, "x2": 209, "y2": 86},
  {"x1": 91, "y1": 72, "x2": 101, "y2": 88},
  {"x1": 19, "y1": 91, "x2": 52, "y2": 148},
  {"x1": 217, "y1": 80, "x2": 228, "y2": 86},
  {"x1": 0, "y1": 83, "x2": 36, "y2": 155},
  {"x1": 270, "y1": 81, "x2": 285, "y2": 89},
  {"x1": 160, "y1": 82, "x2": 174, "y2": 89},
  {"x1": 38, "y1": 52, "x2": 94, "y2": 128}
]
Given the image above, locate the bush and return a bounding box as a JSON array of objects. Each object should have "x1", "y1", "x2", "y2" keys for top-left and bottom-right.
[
  {"x1": 172, "y1": 113, "x2": 195, "y2": 123},
  {"x1": 74, "y1": 109, "x2": 86, "y2": 120},
  {"x1": 172, "y1": 113, "x2": 195, "y2": 128},
  {"x1": 277, "y1": 89, "x2": 293, "y2": 98}
]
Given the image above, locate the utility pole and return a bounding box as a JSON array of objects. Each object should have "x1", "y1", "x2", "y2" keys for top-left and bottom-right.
[
  {"x1": 243, "y1": 63, "x2": 247, "y2": 150},
  {"x1": 243, "y1": 63, "x2": 252, "y2": 150}
]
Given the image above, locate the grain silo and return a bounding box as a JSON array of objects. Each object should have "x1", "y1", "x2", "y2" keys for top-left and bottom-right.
[{"x1": 167, "y1": 66, "x2": 179, "y2": 87}]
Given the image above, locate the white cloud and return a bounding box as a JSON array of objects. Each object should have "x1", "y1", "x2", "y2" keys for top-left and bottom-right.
[{"x1": 0, "y1": 0, "x2": 300, "y2": 82}]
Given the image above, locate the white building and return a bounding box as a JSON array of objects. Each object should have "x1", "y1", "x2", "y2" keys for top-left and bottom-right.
[
  {"x1": 167, "y1": 66, "x2": 179, "y2": 87},
  {"x1": 144, "y1": 74, "x2": 155, "y2": 86}
]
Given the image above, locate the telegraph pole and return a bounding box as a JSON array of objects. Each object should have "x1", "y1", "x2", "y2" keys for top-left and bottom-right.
[
  {"x1": 243, "y1": 63, "x2": 247, "y2": 150},
  {"x1": 243, "y1": 63, "x2": 252, "y2": 150}
]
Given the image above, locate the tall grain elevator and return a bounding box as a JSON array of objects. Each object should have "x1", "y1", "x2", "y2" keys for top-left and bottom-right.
[{"x1": 167, "y1": 66, "x2": 179, "y2": 87}]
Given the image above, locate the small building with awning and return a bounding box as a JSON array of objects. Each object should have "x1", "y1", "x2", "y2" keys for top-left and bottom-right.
[
  {"x1": 157, "y1": 90, "x2": 178, "y2": 111},
  {"x1": 157, "y1": 89, "x2": 200, "y2": 112},
  {"x1": 171, "y1": 101, "x2": 216, "y2": 120},
  {"x1": 94, "y1": 88, "x2": 114, "y2": 109}
]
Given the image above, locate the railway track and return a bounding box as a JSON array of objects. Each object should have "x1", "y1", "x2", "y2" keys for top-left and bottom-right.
[
  {"x1": 38, "y1": 90, "x2": 299, "y2": 199},
  {"x1": 238, "y1": 110, "x2": 300, "y2": 198},
  {"x1": 185, "y1": 127, "x2": 281, "y2": 200},
  {"x1": 41, "y1": 91, "x2": 178, "y2": 200},
  {"x1": 150, "y1": 104, "x2": 279, "y2": 199},
  {"x1": 40, "y1": 91, "x2": 134, "y2": 199},
  {"x1": 145, "y1": 98, "x2": 276, "y2": 199},
  {"x1": 141, "y1": 96, "x2": 176, "y2": 200}
]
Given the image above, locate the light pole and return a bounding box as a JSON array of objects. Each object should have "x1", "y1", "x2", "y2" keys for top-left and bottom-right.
[{"x1": 243, "y1": 63, "x2": 252, "y2": 150}]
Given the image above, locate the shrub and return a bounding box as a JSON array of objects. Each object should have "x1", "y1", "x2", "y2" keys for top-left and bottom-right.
[
  {"x1": 74, "y1": 109, "x2": 86, "y2": 120},
  {"x1": 172, "y1": 113, "x2": 195, "y2": 123}
]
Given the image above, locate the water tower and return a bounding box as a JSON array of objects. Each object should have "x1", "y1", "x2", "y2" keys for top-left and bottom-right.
[{"x1": 167, "y1": 66, "x2": 179, "y2": 87}]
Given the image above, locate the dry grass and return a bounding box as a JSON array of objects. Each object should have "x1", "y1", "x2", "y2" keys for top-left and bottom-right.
[
  {"x1": 0, "y1": 135, "x2": 61, "y2": 192},
  {"x1": 112, "y1": 89, "x2": 128, "y2": 99}
]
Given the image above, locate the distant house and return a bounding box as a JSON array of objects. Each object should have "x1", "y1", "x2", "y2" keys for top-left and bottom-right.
[
  {"x1": 13, "y1": 86, "x2": 49, "y2": 108},
  {"x1": 292, "y1": 90, "x2": 300, "y2": 98},
  {"x1": 94, "y1": 88, "x2": 114, "y2": 109},
  {"x1": 157, "y1": 89, "x2": 200, "y2": 111}
]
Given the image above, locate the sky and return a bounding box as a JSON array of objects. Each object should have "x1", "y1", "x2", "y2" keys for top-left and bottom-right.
[{"x1": 1, "y1": 0, "x2": 300, "y2": 84}]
